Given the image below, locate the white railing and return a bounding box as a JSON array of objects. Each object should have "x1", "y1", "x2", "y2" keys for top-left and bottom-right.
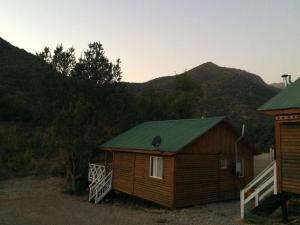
[
  {"x1": 240, "y1": 161, "x2": 277, "y2": 219},
  {"x1": 88, "y1": 163, "x2": 113, "y2": 203},
  {"x1": 88, "y1": 164, "x2": 106, "y2": 183},
  {"x1": 95, "y1": 171, "x2": 113, "y2": 203}
]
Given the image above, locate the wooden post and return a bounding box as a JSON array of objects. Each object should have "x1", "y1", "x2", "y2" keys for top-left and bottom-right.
[
  {"x1": 275, "y1": 122, "x2": 282, "y2": 193},
  {"x1": 281, "y1": 193, "x2": 288, "y2": 223},
  {"x1": 255, "y1": 195, "x2": 259, "y2": 207},
  {"x1": 217, "y1": 153, "x2": 220, "y2": 201},
  {"x1": 240, "y1": 190, "x2": 245, "y2": 219},
  {"x1": 104, "y1": 151, "x2": 108, "y2": 174},
  {"x1": 274, "y1": 161, "x2": 278, "y2": 195}
]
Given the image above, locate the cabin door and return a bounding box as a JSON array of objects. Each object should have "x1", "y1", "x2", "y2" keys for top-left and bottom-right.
[{"x1": 280, "y1": 122, "x2": 300, "y2": 194}]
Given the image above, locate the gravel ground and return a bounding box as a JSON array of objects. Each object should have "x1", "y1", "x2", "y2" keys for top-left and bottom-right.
[{"x1": 0, "y1": 177, "x2": 245, "y2": 225}]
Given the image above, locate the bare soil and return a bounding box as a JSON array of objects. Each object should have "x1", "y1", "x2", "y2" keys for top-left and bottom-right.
[{"x1": 0, "y1": 177, "x2": 246, "y2": 225}]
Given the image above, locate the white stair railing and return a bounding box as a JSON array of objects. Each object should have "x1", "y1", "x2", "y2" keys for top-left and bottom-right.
[
  {"x1": 95, "y1": 171, "x2": 113, "y2": 203},
  {"x1": 88, "y1": 164, "x2": 106, "y2": 183},
  {"x1": 240, "y1": 161, "x2": 277, "y2": 219},
  {"x1": 88, "y1": 163, "x2": 113, "y2": 203}
]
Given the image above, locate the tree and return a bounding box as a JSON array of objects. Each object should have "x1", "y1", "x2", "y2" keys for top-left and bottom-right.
[
  {"x1": 51, "y1": 99, "x2": 96, "y2": 192},
  {"x1": 72, "y1": 42, "x2": 121, "y2": 84},
  {"x1": 36, "y1": 47, "x2": 52, "y2": 64},
  {"x1": 37, "y1": 42, "x2": 123, "y2": 193},
  {"x1": 52, "y1": 44, "x2": 76, "y2": 76},
  {"x1": 37, "y1": 44, "x2": 76, "y2": 77}
]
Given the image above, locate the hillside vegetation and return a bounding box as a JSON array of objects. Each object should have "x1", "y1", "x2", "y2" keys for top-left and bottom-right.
[
  {"x1": 0, "y1": 37, "x2": 279, "y2": 191},
  {"x1": 0, "y1": 38, "x2": 132, "y2": 191},
  {"x1": 126, "y1": 62, "x2": 279, "y2": 149}
]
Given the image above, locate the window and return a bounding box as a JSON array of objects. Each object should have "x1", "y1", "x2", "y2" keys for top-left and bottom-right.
[
  {"x1": 220, "y1": 159, "x2": 227, "y2": 169},
  {"x1": 150, "y1": 156, "x2": 163, "y2": 179},
  {"x1": 235, "y1": 160, "x2": 244, "y2": 177}
]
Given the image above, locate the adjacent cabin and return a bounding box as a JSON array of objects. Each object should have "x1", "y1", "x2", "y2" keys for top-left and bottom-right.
[
  {"x1": 240, "y1": 77, "x2": 300, "y2": 220},
  {"x1": 89, "y1": 117, "x2": 255, "y2": 208},
  {"x1": 259, "y1": 78, "x2": 300, "y2": 196}
]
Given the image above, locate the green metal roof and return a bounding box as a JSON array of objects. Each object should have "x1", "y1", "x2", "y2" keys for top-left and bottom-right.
[
  {"x1": 259, "y1": 78, "x2": 300, "y2": 111},
  {"x1": 101, "y1": 116, "x2": 225, "y2": 152}
]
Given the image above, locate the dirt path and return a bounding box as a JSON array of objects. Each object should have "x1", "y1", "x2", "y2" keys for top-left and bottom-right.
[{"x1": 0, "y1": 177, "x2": 243, "y2": 225}]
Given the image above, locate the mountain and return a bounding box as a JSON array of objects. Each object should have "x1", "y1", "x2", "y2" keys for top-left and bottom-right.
[
  {"x1": 126, "y1": 62, "x2": 279, "y2": 110},
  {"x1": 0, "y1": 37, "x2": 59, "y2": 178},
  {"x1": 127, "y1": 62, "x2": 277, "y2": 92},
  {"x1": 0, "y1": 37, "x2": 129, "y2": 180},
  {"x1": 0, "y1": 36, "x2": 279, "y2": 150},
  {"x1": 125, "y1": 62, "x2": 280, "y2": 150},
  {"x1": 0, "y1": 36, "x2": 281, "y2": 182},
  {"x1": 270, "y1": 82, "x2": 284, "y2": 89},
  {"x1": 0, "y1": 37, "x2": 60, "y2": 121},
  {"x1": 0, "y1": 37, "x2": 53, "y2": 94}
]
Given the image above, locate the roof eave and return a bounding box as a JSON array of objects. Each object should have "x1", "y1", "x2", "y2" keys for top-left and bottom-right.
[
  {"x1": 260, "y1": 108, "x2": 300, "y2": 116},
  {"x1": 100, "y1": 147, "x2": 177, "y2": 155}
]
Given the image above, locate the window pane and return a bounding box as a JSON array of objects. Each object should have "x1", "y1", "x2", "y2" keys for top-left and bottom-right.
[
  {"x1": 150, "y1": 157, "x2": 154, "y2": 176},
  {"x1": 149, "y1": 156, "x2": 163, "y2": 178},
  {"x1": 153, "y1": 157, "x2": 157, "y2": 176},
  {"x1": 157, "y1": 157, "x2": 163, "y2": 178},
  {"x1": 220, "y1": 159, "x2": 227, "y2": 169},
  {"x1": 236, "y1": 160, "x2": 244, "y2": 177}
]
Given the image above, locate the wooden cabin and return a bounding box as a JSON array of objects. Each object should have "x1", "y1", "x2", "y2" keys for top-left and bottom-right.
[
  {"x1": 259, "y1": 78, "x2": 300, "y2": 196},
  {"x1": 90, "y1": 117, "x2": 255, "y2": 208},
  {"x1": 240, "y1": 78, "x2": 300, "y2": 220}
]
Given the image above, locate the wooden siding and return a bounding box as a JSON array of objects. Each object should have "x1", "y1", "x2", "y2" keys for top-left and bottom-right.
[
  {"x1": 174, "y1": 122, "x2": 253, "y2": 207},
  {"x1": 112, "y1": 152, "x2": 135, "y2": 194},
  {"x1": 112, "y1": 151, "x2": 174, "y2": 207},
  {"x1": 178, "y1": 122, "x2": 253, "y2": 158},
  {"x1": 218, "y1": 158, "x2": 253, "y2": 200},
  {"x1": 280, "y1": 122, "x2": 300, "y2": 194},
  {"x1": 175, "y1": 154, "x2": 219, "y2": 206},
  {"x1": 133, "y1": 154, "x2": 174, "y2": 207},
  {"x1": 109, "y1": 121, "x2": 254, "y2": 208}
]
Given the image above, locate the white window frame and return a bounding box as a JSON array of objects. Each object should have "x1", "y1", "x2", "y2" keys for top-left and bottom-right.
[
  {"x1": 220, "y1": 159, "x2": 228, "y2": 169},
  {"x1": 149, "y1": 156, "x2": 163, "y2": 179}
]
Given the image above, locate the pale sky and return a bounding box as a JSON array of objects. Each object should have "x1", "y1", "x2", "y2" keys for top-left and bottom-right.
[{"x1": 1, "y1": 0, "x2": 300, "y2": 83}]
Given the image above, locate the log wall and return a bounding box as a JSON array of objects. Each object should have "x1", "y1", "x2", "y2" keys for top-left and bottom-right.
[
  {"x1": 279, "y1": 122, "x2": 300, "y2": 194},
  {"x1": 112, "y1": 151, "x2": 175, "y2": 207},
  {"x1": 110, "y1": 121, "x2": 254, "y2": 208},
  {"x1": 174, "y1": 122, "x2": 253, "y2": 207}
]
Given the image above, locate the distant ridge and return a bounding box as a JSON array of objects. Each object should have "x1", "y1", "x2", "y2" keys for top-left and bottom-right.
[
  {"x1": 0, "y1": 36, "x2": 279, "y2": 150},
  {"x1": 270, "y1": 82, "x2": 284, "y2": 89},
  {"x1": 125, "y1": 62, "x2": 277, "y2": 92},
  {"x1": 125, "y1": 62, "x2": 280, "y2": 150},
  {"x1": 0, "y1": 36, "x2": 52, "y2": 92},
  {"x1": 0, "y1": 37, "x2": 14, "y2": 49},
  {"x1": 0, "y1": 36, "x2": 58, "y2": 121}
]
